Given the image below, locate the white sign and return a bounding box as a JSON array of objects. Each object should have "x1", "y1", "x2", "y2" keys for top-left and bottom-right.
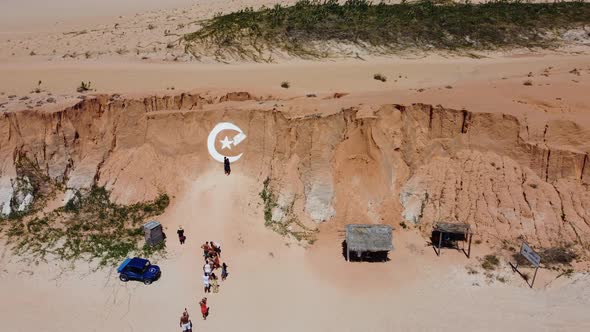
[
  {"x1": 520, "y1": 242, "x2": 541, "y2": 267},
  {"x1": 207, "y1": 122, "x2": 247, "y2": 163}
]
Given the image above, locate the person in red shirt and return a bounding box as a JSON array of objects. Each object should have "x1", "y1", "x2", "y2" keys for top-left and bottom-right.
[
  {"x1": 213, "y1": 255, "x2": 220, "y2": 270},
  {"x1": 201, "y1": 242, "x2": 210, "y2": 259},
  {"x1": 200, "y1": 298, "x2": 209, "y2": 320}
]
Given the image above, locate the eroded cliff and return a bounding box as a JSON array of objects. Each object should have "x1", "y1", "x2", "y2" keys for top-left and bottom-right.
[{"x1": 1, "y1": 93, "x2": 588, "y2": 253}]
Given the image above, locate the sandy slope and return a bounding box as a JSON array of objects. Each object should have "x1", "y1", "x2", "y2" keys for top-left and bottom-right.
[{"x1": 1, "y1": 1, "x2": 590, "y2": 331}]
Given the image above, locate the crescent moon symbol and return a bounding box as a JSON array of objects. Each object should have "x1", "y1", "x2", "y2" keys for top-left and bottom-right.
[{"x1": 207, "y1": 122, "x2": 245, "y2": 163}]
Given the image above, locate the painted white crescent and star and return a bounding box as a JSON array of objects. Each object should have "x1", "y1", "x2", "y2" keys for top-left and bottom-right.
[{"x1": 207, "y1": 122, "x2": 247, "y2": 163}]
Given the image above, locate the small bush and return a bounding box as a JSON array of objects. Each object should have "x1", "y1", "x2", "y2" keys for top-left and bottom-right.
[
  {"x1": 373, "y1": 73, "x2": 387, "y2": 82},
  {"x1": 148, "y1": 24, "x2": 156, "y2": 30},
  {"x1": 481, "y1": 254, "x2": 500, "y2": 271},
  {"x1": 280, "y1": 81, "x2": 290, "y2": 89},
  {"x1": 31, "y1": 80, "x2": 43, "y2": 94},
  {"x1": 540, "y1": 246, "x2": 577, "y2": 265},
  {"x1": 76, "y1": 81, "x2": 92, "y2": 93},
  {"x1": 523, "y1": 80, "x2": 533, "y2": 86},
  {"x1": 561, "y1": 268, "x2": 574, "y2": 278},
  {"x1": 399, "y1": 221, "x2": 407, "y2": 229}
]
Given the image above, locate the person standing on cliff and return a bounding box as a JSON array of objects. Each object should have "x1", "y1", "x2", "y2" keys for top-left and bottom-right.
[{"x1": 224, "y1": 157, "x2": 231, "y2": 176}]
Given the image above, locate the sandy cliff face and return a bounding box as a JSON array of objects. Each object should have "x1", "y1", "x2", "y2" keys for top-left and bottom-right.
[{"x1": 0, "y1": 93, "x2": 588, "y2": 251}]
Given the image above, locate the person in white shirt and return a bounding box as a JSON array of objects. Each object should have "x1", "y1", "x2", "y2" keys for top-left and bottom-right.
[
  {"x1": 203, "y1": 262, "x2": 212, "y2": 275},
  {"x1": 203, "y1": 273, "x2": 210, "y2": 293}
]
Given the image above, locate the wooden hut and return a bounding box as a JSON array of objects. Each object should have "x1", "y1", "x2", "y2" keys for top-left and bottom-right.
[
  {"x1": 345, "y1": 224, "x2": 393, "y2": 262},
  {"x1": 432, "y1": 222, "x2": 472, "y2": 258}
]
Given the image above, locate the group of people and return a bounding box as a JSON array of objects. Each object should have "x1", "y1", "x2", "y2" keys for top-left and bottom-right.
[
  {"x1": 201, "y1": 241, "x2": 228, "y2": 296},
  {"x1": 177, "y1": 159, "x2": 234, "y2": 331},
  {"x1": 176, "y1": 231, "x2": 230, "y2": 330}
]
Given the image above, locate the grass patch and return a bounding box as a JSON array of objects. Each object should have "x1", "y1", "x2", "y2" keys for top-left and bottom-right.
[
  {"x1": 3, "y1": 185, "x2": 169, "y2": 267},
  {"x1": 183, "y1": 0, "x2": 590, "y2": 62},
  {"x1": 259, "y1": 177, "x2": 318, "y2": 244},
  {"x1": 481, "y1": 254, "x2": 500, "y2": 271},
  {"x1": 513, "y1": 245, "x2": 577, "y2": 267},
  {"x1": 540, "y1": 246, "x2": 577, "y2": 265}
]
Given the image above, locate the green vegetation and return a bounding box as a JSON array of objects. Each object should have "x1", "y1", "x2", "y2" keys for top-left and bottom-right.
[
  {"x1": 183, "y1": 0, "x2": 590, "y2": 61},
  {"x1": 76, "y1": 81, "x2": 92, "y2": 93},
  {"x1": 481, "y1": 254, "x2": 500, "y2": 270},
  {"x1": 540, "y1": 246, "x2": 578, "y2": 265},
  {"x1": 259, "y1": 177, "x2": 318, "y2": 244},
  {"x1": 2, "y1": 185, "x2": 169, "y2": 267}
]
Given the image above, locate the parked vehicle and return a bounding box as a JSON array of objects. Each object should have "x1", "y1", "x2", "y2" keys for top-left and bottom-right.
[{"x1": 117, "y1": 257, "x2": 161, "y2": 285}]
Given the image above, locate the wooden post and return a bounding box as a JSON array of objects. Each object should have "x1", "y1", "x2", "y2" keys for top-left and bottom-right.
[
  {"x1": 467, "y1": 232, "x2": 472, "y2": 258},
  {"x1": 437, "y1": 231, "x2": 443, "y2": 256},
  {"x1": 530, "y1": 266, "x2": 539, "y2": 288}
]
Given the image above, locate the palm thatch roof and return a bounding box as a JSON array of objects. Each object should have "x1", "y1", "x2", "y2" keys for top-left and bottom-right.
[
  {"x1": 346, "y1": 224, "x2": 393, "y2": 252},
  {"x1": 433, "y1": 222, "x2": 470, "y2": 235}
]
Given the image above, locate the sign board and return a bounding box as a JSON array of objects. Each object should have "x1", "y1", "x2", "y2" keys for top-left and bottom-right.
[{"x1": 520, "y1": 242, "x2": 541, "y2": 267}]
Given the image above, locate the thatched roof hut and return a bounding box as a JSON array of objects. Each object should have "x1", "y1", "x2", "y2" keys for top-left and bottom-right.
[{"x1": 346, "y1": 224, "x2": 393, "y2": 253}]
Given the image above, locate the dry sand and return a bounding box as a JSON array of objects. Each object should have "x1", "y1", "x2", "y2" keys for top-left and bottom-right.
[
  {"x1": 1, "y1": 1, "x2": 590, "y2": 331},
  {"x1": 1, "y1": 171, "x2": 589, "y2": 332}
]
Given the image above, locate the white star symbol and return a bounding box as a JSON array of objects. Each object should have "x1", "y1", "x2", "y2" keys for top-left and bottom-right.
[{"x1": 220, "y1": 136, "x2": 233, "y2": 150}]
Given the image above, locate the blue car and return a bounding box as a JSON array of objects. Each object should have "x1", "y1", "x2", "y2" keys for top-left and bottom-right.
[{"x1": 117, "y1": 257, "x2": 161, "y2": 285}]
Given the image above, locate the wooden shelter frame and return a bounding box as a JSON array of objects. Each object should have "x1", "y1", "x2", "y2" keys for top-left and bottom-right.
[{"x1": 433, "y1": 222, "x2": 473, "y2": 258}]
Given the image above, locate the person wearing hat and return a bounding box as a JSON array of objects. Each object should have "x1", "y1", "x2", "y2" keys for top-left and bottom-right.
[{"x1": 177, "y1": 226, "x2": 186, "y2": 245}]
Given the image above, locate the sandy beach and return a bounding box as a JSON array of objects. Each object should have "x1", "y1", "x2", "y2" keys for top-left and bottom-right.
[{"x1": 1, "y1": 1, "x2": 590, "y2": 331}]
